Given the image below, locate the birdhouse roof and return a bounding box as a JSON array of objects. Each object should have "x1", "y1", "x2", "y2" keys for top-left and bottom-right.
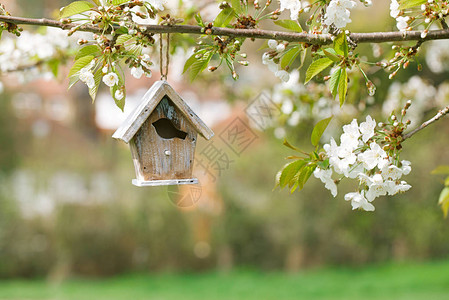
[{"x1": 112, "y1": 81, "x2": 214, "y2": 143}]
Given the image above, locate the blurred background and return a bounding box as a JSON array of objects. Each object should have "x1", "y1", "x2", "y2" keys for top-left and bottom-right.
[{"x1": 0, "y1": 0, "x2": 449, "y2": 299}]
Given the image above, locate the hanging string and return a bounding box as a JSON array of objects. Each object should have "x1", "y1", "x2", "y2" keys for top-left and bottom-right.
[{"x1": 159, "y1": 33, "x2": 170, "y2": 81}]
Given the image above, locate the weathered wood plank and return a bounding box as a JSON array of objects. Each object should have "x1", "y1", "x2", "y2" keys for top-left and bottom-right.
[
  {"x1": 132, "y1": 178, "x2": 198, "y2": 187},
  {"x1": 134, "y1": 97, "x2": 197, "y2": 181}
]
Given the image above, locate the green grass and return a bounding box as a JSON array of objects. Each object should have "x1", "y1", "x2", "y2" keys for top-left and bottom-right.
[{"x1": 1, "y1": 260, "x2": 449, "y2": 300}]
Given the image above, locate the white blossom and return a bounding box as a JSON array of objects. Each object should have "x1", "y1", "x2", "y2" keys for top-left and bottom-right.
[
  {"x1": 276, "y1": 44, "x2": 286, "y2": 52},
  {"x1": 317, "y1": 116, "x2": 412, "y2": 211},
  {"x1": 400, "y1": 160, "x2": 411, "y2": 175},
  {"x1": 390, "y1": 0, "x2": 400, "y2": 18},
  {"x1": 288, "y1": 111, "x2": 301, "y2": 126},
  {"x1": 359, "y1": 115, "x2": 376, "y2": 142},
  {"x1": 77, "y1": 58, "x2": 96, "y2": 89},
  {"x1": 381, "y1": 164, "x2": 403, "y2": 180},
  {"x1": 340, "y1": 119, "x2": 361, "y2": 150},
  {"x1": 426, "y1": 40, "x2": 449, "y2": 73},
  {"x1": 324, "y1": 0, "x2": 356, "y2": 28},
  {"x1": 345, "y1": 192, "x2": 375, "y2": 211},
  {"x1": 396, "y1": 16, "x2": 410, "y2": 31},
  {"x1": 324, "y1": 136, "x2": 357, "y2": 175},
  {"x1": 324, "y1": 137, "x2": 339, "y2": 158},
  {"x1": 278, "y1": 0, "x2": 302, "y2": 20},
  {"x1": 314, "y1": 168, "x2": 338, "y2": 197},
  {"x1": 262, "y1": 52, "x2": 279, "y2": 73},
  {"x1": 268, "y1": 39, "x2": 278, "y2": 49},
  {"x1": 115, "y1": 89, "x2": 125, "y2": 101},
  {"x1": 331, "y1": 151, "x2": 357, "y2": 175},
  {"x1": 102, "y1": 72, "x2": 119, "y2": 87},
  {"x1": 387, "y1": 180, "x2": 412, "y2": 195},
  {"x1": 79, "y1": 70, "x2": 95, "y2": 89},
  {"x1": 276, "y1": 70, "x2": 290, "y2": 82},
  {"x1": 358, "y1": 142, "x2": 388, "y2": 170},
  {"x1": 131, "y1": 66, "x2": 144, "y2": 79},
  {"x1": 365, "y1": 174, "x2": 388, "y2": 202}
]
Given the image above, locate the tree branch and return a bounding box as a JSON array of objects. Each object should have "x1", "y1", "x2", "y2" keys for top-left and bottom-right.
[
  {"x1": 403, "y1": 105, "x2": 449, "y2": 141},
  {"x1": 2, "y1": 15, "x2": 449, "y2": 45}
]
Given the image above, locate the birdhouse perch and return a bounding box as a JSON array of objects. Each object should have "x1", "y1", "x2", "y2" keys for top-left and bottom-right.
[{"x1": 112, "y1": 81, "x2": 214, "y2": 186}]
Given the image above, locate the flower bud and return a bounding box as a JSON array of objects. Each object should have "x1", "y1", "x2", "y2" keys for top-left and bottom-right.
[
  {"x1": 421, "y1": 30, "x2": 429, "y2": 38},
  {"x1": 366, "y1": 81, "x2": 376, "y2": 96},
  {"x1": 219, "y1": 1, "x2": 230, "y2": 9},
  {"x1": 404, "y1": 100, "x2": 412, "y2": 110},
  {"x1": 389, "y1": 71, "x2": 398, "y2": 79}
]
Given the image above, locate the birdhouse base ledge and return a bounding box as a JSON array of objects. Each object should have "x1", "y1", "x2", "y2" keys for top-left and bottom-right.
[{"x1": 132, "y1": 178, "x2": 199, "y2": 187}]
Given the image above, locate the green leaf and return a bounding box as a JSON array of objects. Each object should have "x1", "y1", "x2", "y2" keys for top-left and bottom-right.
[
  {"x1": 60, "y1": 1, "x2": 94, "y2": 18},
  {"x1": 311, "y1": 116, "x2": 333, "y2": 146},
  {"x1": 399, "y1": 0, "x2": 427, "y2": 10},
  {"x1": 115, "y1": 26, "x2": 128, "y2": 35},
  {"x1": 298, "y1": 47, "x2": 307, "y2": 69},
  {"x1": 214, "y1": 7, "x2": 235, "y2": 27},
  {"x1": 295, "y1": 164, "x2": 317, "y2": 192},
  {"x1": 317, "y1": 159, "x2": 330, "y2": 169},
  {"x1": 305, "y1": 58, "x2": 333, "y2": 84},
  {"x1": 281, "y1": 47, "x2": 302, "y2": 70},
  {"x1": 338, "y1": 68, "x2": 348, "y2": 107},
  {"x1": 334, "y1": 32, "x2": 348, "y2": 57},
  {"x1": 230, "y1": 0, "x2": 244, "y2": 15},
  {"x1": 91, "y1": 0, "x2": 101, "y2": 5},
  {"x1": 115, "y1": 34, "x2": 134, "y2": 46},
  {"x1": 128, "y1": 43, "x2": 144, "y2": 56},
  {"x1": 274, "y1": 20, "x2": 302, "y2": 32},
  {"x1": 323, "y1": 48, "x2": 340, "y2": 62},
  {"x1": 47, "y1": 58, "x2": 60, "y2": 77},
  {"x1": 283, "y1": 139, "x2": 305, "y2": 153},
  {"x1": 75, "y1": 45, "x2": 101, "y2": 60},
  {"x1": 68, "y1": 76, "x2": 80, "y2": 90},
  {"x1": 0, "y1": 28, "x2": 3, "y2": 40},
  {"x1": 112, "y1": 0, "x2": 129, "y2": 5},
  {"x1": 68, "y1": 55, "x2": 94, "y2": 78},
  {"x1": 329, "y1": 68, "x2": 342, "y2": 97},
  {"x1": 438, "y1": 187, "x2": 449, "y2": 218},
  {"x1": 188, "y1": 51, "x2": 214, "y2": 82},
  {"x1": 183, "y1": 53, "x2": 198, "y2": 74},
  {"x1": 183, "y1": 51, "x2": 202, "y2": 74},
  {"x1": 431, "y1": 165, "x2": 449, "y2": 175},
  {"x1": 274, "y1": 169, "x2": 282, "y2": 190},
  {"x1": 195, "y1": 14, "x2": 204, "y2": 26},
  {"x1": 279, "y1": 160, "x2": 307, "y2": 188},
  {"x1": 88, "y1": 67, "x2": 102, "y2": 102}
]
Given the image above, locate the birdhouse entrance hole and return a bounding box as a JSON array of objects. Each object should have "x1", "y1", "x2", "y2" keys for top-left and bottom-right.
[
  {"x1": 112, "y1": 81, "x2": 214, "y2": 186},
  {"x1": 152, "y1": 118, "x2": 187, "y2": 140}
]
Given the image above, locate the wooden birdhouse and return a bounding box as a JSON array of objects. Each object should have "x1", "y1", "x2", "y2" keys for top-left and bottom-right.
[{"x1": 112, "y1": 81, "x2": 214, "y2": 186}]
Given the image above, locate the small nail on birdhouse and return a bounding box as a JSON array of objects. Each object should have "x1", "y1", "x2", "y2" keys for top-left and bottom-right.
[{"x1": 112, "y1": 81, "x2": 214, "y2": 186}]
